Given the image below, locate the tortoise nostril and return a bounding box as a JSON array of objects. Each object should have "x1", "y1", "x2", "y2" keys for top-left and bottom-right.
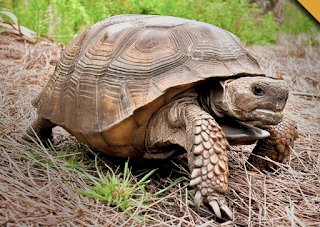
[{"x1": 278, "y1": 89, "x2": 289, "y2": 101}]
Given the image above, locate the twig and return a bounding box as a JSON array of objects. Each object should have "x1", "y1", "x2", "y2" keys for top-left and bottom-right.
[
  {"x1": 292, "y1": 92, "x2": 320, "y2": 98},
  {"x1": 285, "y1": 206, "x2": 306, "y2": 227}
]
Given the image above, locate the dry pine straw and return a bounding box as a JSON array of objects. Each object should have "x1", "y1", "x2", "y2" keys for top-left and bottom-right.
[{"x1": 0, "y1": 32, "x2": 320, "y2": 226}]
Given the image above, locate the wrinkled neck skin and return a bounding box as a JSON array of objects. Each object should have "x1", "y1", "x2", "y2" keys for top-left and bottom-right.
[{"x1": 197, "y1": 79, "x2": 227, "y2": 119}]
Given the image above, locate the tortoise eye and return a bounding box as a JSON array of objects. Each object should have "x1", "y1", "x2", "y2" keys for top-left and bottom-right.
[{"x1": 252, "y1": 85, "x2": 265, "y2": 96}]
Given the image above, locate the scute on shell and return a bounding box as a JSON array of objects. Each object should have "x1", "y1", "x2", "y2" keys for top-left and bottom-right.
[{"x1": 32, "y1": 14, "x2": 264, "y2": 153}]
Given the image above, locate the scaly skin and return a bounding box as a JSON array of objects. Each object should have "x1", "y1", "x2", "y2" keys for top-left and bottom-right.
[
  {"x1": 188, "y1": 108, "x2": 232, "y2": 219},
  {"x1": 145, "y1": 95, "x2": 233, "y2": 219},
  {"x1": 247, "y1": 117, "x2": 298, "y2": 171}
]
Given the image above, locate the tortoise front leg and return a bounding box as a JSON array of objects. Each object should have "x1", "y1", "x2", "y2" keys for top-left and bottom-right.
[
  {"x1": 187, "y1": 106, "x2": 232, "y2": 219},
  {"x1": 146, "y1": 100, "x2": 232, "y2": 219},
  {"x1": 247, "y1": 116, "x2": 298, "y2": 171}
]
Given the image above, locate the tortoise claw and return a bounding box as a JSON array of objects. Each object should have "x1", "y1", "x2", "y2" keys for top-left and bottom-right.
[
  {"x1": 209, "y1": 201, "x2": 222, "y2": 219},
  {"x1": 208, "y1": 200, "x2": 233, "y2": 220},
  {"x1": 194, "y1": 190, "x2": 232, "y2": 220},
  {"x1": 194, "y1": 190, "x2": 203, "y2": 211},
  {"x1": 221, "y1": 204, "x2": 233, "y2": 219},
  {"x1": 189, "y1": 113, "x2": 232, "y2": 219}
]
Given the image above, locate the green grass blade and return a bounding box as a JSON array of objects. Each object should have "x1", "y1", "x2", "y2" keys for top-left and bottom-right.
[
  {"x1": 137, "y1": 168, "x2": 157, "y2": 185},
  {"x1": 153, "y1": 176, "x2": 187, "y2": 196}
]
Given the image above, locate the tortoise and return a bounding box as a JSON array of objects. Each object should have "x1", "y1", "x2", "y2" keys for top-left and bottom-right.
[{"x1": 24, "y1": 14, "x2": 298, "y2": 219}]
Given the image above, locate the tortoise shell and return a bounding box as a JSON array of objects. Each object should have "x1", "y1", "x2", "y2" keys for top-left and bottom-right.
[{"x1": 33, "y1": 14, "x2": 264, "y2": 157}]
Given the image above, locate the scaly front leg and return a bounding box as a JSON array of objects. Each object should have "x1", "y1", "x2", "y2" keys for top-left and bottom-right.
[
  {"x1": 247, "y1": 116, "x2": 298, "y2": 171},
  {"x1": 186, "y1": 105, "x2": 232, "y2": 219},
  {"x1": 146, "y1": 99, "x2": 232, "y2": 219}
]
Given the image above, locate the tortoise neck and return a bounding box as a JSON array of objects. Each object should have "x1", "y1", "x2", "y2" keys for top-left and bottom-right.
[{"x1": 197, "y1": 81, "x2": 225, "y2": 118}]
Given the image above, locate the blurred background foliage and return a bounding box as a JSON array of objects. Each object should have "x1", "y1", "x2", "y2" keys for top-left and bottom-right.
[{"x1": 0, "y1": 0, "x2": 319, "y2": 45}]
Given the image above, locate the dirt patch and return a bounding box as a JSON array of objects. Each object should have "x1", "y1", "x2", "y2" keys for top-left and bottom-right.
[{"x1": 0, "y1": 32, "x2": 320, "y2": 226}]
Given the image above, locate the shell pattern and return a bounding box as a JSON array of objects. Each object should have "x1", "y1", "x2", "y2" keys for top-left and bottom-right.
[{"x1": 33, "y1": 14, "x2": 264, "y2": 154}]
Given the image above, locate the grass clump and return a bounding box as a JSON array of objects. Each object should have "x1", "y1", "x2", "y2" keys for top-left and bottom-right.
[
  {"x1": 7, "y1": 0, "x2": 49, "y2": 41},
  {"x1": 23, "y1": 140, "x2": 95, "y2": 170},
  {"x1": 1, "y1": 0, "x2": 279, "y2": 45},
  {"x1": 131, "y1": 0, "x2": 279, "y2": 45},
  {"x1": 80, "y1": 157, "x2": 157, "y2": 212},
  {"x1": 23, "y1": 142, "x2": 183, "y2": 215},
  {"x1": 54, "y1": 146, "x2": 96, "y2": 170},
  {"x1": 79, "y1": 155, "x2": 187, "y2": 214},
  {"x1": 2, "y1": 0, "x2": 319, "y2": 45}
]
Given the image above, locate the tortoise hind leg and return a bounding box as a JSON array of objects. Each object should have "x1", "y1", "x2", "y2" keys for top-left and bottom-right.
[
  {"x1": 247, "y1": 116, "x2": 298, "y2": 171},
  {"x1": 23, "y1": 116, "x2": 55, "y2": 145}
]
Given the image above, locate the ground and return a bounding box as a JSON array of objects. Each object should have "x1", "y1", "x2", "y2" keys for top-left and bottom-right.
[{"x1": 0, "y1": 32, "x2": 320, "y2": 226}]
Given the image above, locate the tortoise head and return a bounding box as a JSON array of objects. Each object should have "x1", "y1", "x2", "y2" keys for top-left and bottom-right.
[{"x1": 210, "y1": 76, "x2": 289, "y2": 127}]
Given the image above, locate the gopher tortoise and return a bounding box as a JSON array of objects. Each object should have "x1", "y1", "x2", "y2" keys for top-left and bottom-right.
[{"x1": 25, "y1": 14, "x2": 298, "y2": 219}]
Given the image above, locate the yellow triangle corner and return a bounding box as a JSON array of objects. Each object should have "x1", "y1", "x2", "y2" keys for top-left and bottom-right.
[{"x1": 297, "y1": 0, "x2": 320, "y2": 23}]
